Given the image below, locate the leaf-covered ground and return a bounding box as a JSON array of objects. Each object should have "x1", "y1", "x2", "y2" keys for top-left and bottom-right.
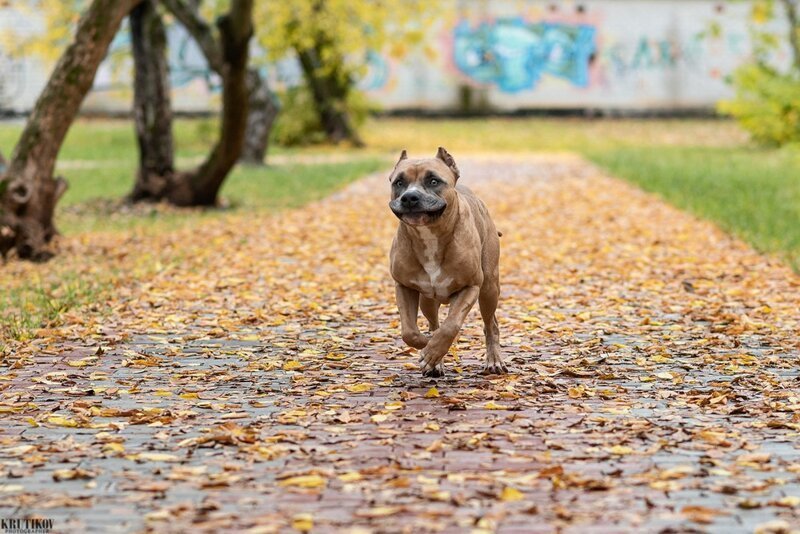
[{"x1": 1, "y1": 155, "x2": 799, "y2": 532}]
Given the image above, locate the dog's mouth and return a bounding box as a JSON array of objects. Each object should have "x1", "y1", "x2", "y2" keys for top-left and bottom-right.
[{"x1": 396, "y1": 205, "x2": 446, "y2": 226}]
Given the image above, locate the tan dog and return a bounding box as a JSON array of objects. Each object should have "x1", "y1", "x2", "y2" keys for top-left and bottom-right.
[{"x1": 388, "y1": 147, "x2": 506, "y2": 376}]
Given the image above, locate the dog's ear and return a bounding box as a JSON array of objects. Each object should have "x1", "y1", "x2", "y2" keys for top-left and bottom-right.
[
  {"x1": 389, "y1": 149, "x2": 408, "y2": 180},
  {"x1": 436, "y1": 147, "x2": 460, "y2": 182}
]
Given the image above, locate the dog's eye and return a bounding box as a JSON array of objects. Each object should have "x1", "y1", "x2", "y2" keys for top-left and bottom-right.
[
  {"x1": 429, "y1": 178, "x2": 439, "y2": 186},
  {"x1": 394, "y1": 179, "x2": 404, "y2": 188}
]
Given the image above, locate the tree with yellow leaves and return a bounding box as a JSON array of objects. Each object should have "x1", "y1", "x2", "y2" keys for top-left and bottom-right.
[
  {"x1": 718, "y1": 0, "x2": 800, "y2": 145},
  {"x1": 258, "y1": 0, "x2": 440, "y2": 146}
]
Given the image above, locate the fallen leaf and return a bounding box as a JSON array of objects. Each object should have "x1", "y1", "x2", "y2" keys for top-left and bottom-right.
[
  {"x1": 278, "y1": 474, "x2": 326, "y2": 489},
  {"x1": 424, "y1": 386, "x2": 440, "y2": 398},
  {"x1": 500, "y1": 486, "x2": 525, "y2": 502}
]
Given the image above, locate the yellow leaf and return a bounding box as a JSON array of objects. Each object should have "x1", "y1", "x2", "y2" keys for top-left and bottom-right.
[
  {"x1": 605, "y1": 445, "x2": 634, "y2": 455},
  {"x1": 384, "y1": 401, "x2": 404, "y2": 411},
  {"x1": 371, "y1": 413, "x2": 389, "y2": 423},
  {"x1": 52, "y1": 468, "x2": 95, "y2": 481},
  {"x1": 424, "y1": 386, "x2": 440, "y2": 398},
  {"x1": 338, "y1": 471, "x2": 362, "y2": 482},
  {"x1": 179, "y1": 392, "x2": 199, "y2": 399},
  {"x1": 776, "y1": 496, "x2": 800, "y2": 508},
  {"x1": 484, "y1": 401, "x2": 508, "y2": 410},
  {"x1": 154, "y1": 390, "x2": 173, "y2": 397},
  {"x1": 283, "y1": 360, "x2": 304, "y2": 371},
  {"x1": 279, "y1": 474, "x2": 326, "y2": 489},
  {"x1": 67, "y1": 357, "x2": 97, "y2": 368},
  {"x1": 46, "y1": 415, "x2": 78, "y2": 428},
  {"x1": 291, "y1": 513, "x2": 313, "y2": 532},
  {"x1": 355, "y1": 506, "x2": 402, "y2": 518},
  {"x1": 568, "y1": 385, "x2": 585, "y2": 398},
  {"x1": 500, "y1": 486, "x2": 525, "y2": 501},
  {"x1": 325, "y1": 353, "x2": 347, "y2": 361},
  {"x1": 425, "y1": 490, "x2": 451, "y2": 501},
  {"x1": 103, "y1": 442, "x2": 125, "y2": 454},
  {"x1": 346, "y1": 383, "x2": 372, "y2": 393},
  {"x1": 697, "y1": 430, "x2": 730, "y2": 446}
]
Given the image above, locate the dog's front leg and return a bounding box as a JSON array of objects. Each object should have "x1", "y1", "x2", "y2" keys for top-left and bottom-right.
[
  {"x1": 419, "y1": 286, "x2": 480, "y2": 376},
  {"x1": 396, "y1": 284, "x2": 429, "y2": 349}
]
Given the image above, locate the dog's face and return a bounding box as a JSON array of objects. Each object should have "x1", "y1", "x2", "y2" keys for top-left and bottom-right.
[{"x1": 388, "y1": 147, "x2": 460, "y2": 227}]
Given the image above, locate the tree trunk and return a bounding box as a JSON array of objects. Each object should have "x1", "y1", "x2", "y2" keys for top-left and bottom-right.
[
  {"x1": 0, "y1": 0, "x2": 141, "y2": 261},
  {"x1": 296, "y1": 47, "x2": 364, "y2": 146},
  {"x1": 162, "y1": 0, "x2": 275, "y2": 165},
  {"x1": 129, "y1": 0, "x2": 175, "y2": 201},
  {"x1": 239, "y1": 69, "x2": 279, "y2": 165},
  {"x1": 780, "y1": 0, "x2": 800, "y2": 71},
  {"x1": 156, "y1": 0, "x2": 254, "y2": 206}
]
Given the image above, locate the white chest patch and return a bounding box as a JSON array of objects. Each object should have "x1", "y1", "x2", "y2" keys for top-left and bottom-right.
[{"x1": 413, "y1": 227, "x2": 453, "y2": 299}]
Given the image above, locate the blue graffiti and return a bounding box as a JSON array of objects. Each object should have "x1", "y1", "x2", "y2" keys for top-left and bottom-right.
[
  {"x1": 453, "y1": 18, "x2": 597, "y2": 92},
  {"x1": 359, "y1": 51, "x2": 389, "y2": 91}
]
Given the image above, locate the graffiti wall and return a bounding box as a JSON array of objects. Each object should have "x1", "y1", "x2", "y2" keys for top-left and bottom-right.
[
  {"x1": 453, "y1": 18, "x2": 598, "y2": 92},
  {"x1": 365, "y1": 0, "x2": 788, "y2": 111},
  {"x1": 0, "y1": 0, "x2": 789, "y2": 113}
]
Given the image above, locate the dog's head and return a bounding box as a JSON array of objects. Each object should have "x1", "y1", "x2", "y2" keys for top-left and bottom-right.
[{"x1": 388, "y1": 147, "x2": 460, "y2": 227}]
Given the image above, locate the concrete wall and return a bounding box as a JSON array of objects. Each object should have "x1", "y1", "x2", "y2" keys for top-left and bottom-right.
[{"x1": 0, "y1": 0, "x2": 790, "y2": 114}]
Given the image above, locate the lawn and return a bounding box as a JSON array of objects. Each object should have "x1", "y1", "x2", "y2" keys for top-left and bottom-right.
[
  {"x1": 0, "y1": 119, "x2": 388, "y2": 234},
  {"x1": 0, "y1": 119, "x2": 387, "y2": 341}
]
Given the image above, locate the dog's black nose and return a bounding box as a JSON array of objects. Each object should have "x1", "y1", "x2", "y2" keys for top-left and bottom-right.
[{"x1": 401, "y1": 191, "x2": 420, "y2": 207}]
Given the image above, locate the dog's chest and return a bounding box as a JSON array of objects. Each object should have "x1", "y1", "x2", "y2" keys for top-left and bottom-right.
[{"x1": 411, "y1": 228, "x2": 453, "y2": 300}]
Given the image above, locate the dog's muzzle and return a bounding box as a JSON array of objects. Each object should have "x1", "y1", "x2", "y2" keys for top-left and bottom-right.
[{"x1": 389, "y1": 192, "x2": 447, "y2": 226}]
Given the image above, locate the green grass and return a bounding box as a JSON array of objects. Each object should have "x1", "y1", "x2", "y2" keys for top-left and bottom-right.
[
  {"x1": 0, "y1": 271, "x2": 110, "y2": 345},
  {"x1": 57, "y1": 158, "x2": 387, "y2": 234},
  {"x1": 587, "y1": 146, "x2": 800, "y2": 269},
  {"x1": 0, "y1": 118, "x2": 387, "y2": 343},
  {"x1": 0, "y1": 117, "x2": 284, "y2": 162},
  {"x1": 0, "y1": 118, "x2": 387, "y2": 234},
  {"x1": 361, "y1": 116, "x2": 749, "y2": 153}
]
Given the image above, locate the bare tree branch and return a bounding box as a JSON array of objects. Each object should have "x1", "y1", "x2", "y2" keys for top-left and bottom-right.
[
  {"x1": 781, "y1": 0, "x2": 800, "y2": 71},
  {"x1": 160, "y1": 0, "x2": 224, "y2": 73}
]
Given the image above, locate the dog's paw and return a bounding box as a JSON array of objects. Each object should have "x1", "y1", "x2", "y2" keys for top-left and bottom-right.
[
  {"x1": 481, "y1": 356, "x2": 508, "y2": 375},
  {"x1": 419, "y1": 348, "x2": 445, "y2": 377},
  {"x1": 422, "y1": 362, "x2": 445, "y2": 378}
]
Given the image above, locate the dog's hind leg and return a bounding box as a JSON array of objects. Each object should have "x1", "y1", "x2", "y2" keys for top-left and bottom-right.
[
  {"x1": 479, "y1": 282, "x2": 506, "y2": 374},
  {"x1": 419, "y1": 296, "x2": 440, "y2": 332}
]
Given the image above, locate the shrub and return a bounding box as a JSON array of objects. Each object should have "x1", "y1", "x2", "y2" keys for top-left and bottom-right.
[
  {"x1": 718, "y1": 64, "x2": 800, "y2": 146},
  {"x1": 272, "y1": 85, "x2": 376, "y2": 147}
]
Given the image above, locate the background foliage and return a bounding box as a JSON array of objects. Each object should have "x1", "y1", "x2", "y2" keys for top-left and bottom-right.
[{"x1": 718, "y1": 0, "x2": 800, "y2": 145}]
